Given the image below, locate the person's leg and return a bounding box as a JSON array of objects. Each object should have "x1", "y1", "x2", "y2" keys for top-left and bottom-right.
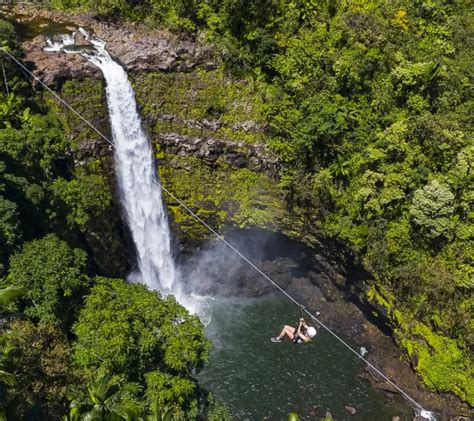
[{"x1": 277, "y1": 325, "x2": 296, "y2": 341}]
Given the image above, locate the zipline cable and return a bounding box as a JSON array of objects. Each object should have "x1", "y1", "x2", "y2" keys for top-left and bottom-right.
[{"x1": 0, "y1": 46, "x2": 434, "y2": 419}]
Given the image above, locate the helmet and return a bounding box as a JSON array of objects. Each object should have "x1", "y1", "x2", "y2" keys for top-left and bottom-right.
[{"x1": 306, "y1": 326, "x2": 317, "y2": 338}]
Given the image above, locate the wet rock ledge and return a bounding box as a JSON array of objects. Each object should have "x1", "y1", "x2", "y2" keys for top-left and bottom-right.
[{"x1": 10, "y1": 4, "x2": 214, "y2": 85}]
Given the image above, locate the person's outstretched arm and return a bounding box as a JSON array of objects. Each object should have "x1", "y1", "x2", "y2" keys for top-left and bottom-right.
[{"x1": 296, "y1": 318, "x2": 304, "y2": 334}]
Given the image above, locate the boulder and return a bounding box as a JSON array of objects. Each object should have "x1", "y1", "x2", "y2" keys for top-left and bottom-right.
[
  {"x1": 23, "y1": 36, "x2": 101, "y2": 86},
  {"x1": 345, "y1": 405, "x2": 357, "y2": 415},
  {"x1": 308, "y1": 270, "x2": 339, "y2": 302}
]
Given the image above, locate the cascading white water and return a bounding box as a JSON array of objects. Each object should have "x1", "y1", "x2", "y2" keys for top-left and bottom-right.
[{"x1": 46, "y1": 30, "x2": 177, "y2": 293}]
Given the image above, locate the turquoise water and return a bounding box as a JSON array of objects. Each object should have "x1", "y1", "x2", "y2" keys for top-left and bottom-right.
[{"x1": 198, "y1": 297, "x2": 414, "y2": 420}]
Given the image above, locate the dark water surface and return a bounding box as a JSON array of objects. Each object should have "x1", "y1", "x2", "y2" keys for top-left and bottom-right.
[
  {"x1": 198, "y1": 297, "x2": 413, "y2": 421},
  {"x1": 0, "y1": 7, "x2": 77, "y2": 41}
]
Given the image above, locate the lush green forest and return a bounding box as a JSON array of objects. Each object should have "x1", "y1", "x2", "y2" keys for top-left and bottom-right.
[
  {"x1": 0, "y1": 0, "x2": 473, "y2": 417},
  {"x1": 51, "y1": 0, "x2": 474, "y2": 405},
  {"x1": 0, "y1": 18, "x2": 230, "y2": 420}
]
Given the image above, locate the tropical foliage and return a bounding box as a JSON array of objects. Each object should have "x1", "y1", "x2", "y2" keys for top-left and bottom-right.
[
  {"x1": 46, "y1": 0, "x2": 473, "y2": 404},
  {"x1": 73, "y1": 278, "x2": 209, "y2": 419},
  {"x1": 183, "y1": 0, "x2": 473, "y2": 404},
  {"x1": 7, "y1": 235, "x2": 90, "y2": 327},
  {"x1": 1, "y1": 0, "x2": 473, "y2": 413}
]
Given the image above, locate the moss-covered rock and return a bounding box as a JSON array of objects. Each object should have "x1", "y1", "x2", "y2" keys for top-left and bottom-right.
[
  {"x1": 132, "y1": 66, "x2": 269, "y2": 145},
  {"x1": 43, "y1": 77, "x2": 133, "y2": 277},
  {"x1": 129, "y1": 65, "x2": 289, "y2": 245},
  {"x1": 367, "y1": 284, "x2": 474, "y2": 406},
  {"x1": 400, "y1": 323, "x2": 473, "y2": 405},
  {"x1": 158, "y1": 154, "x2": 285, "y2": 245},
  {"x1": 47, "y1": 78, "x2": 110, "y2": 152}
]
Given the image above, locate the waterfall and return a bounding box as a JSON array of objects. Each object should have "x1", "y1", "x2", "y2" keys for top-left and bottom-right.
[{"x1": 46, "y1": 30, "x2": 177, "y2": 293}]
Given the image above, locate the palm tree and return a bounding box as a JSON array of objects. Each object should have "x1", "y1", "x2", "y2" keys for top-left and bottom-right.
[
  {"x1": 66, "y1": 375, "x2": 185, "y2": 421},
  {"x1": 329, "y1": 154, "x2": 351, "y2": 190},
  {"x1": 66, "y1": 374, "x2": 127, "y2": 421},
  {"x1": 0, "y1": 337, "x2": 15, "y2": 387},
  {"x1": 145, "y1": 400, "x2": 176, "y2": 421}
]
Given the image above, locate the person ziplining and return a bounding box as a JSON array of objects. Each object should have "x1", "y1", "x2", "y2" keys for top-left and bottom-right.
[{"x1": 271, "y1": 316, "x2": 317, "y2": 344}]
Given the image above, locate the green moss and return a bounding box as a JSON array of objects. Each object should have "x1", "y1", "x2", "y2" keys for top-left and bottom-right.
[
  {"x1": 158, "y1": 154, "x2": 285, "y2": 242},
  {"x1": 131, "y1": 66, "x2": 288, "y2": 241},
  {"x1": 366, "y1": 284, "x2": 394, "y2": 311},
  {"x1": 401, "y1": 323, "x2": 474, "y2": 405},
  {"x1": 392, "y1": 309, "x2": 404, "y2": 326},
  {"x1": 132, "y1": 66, "x2": 269, "y2": 145},
  {"x1": 45, "y1": 78, "x2": 108, "y2": 149},
  {"x1": 365, "y1": 284, "x2": 473, "y2": 404}
]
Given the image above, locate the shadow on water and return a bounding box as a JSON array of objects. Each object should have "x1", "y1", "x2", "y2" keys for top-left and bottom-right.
[{"x1": 198, "y1": 297, "x2": 413, "y2": 421}]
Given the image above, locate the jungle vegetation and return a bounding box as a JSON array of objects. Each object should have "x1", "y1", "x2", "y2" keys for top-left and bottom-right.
[
  {"x1": 0, "y1": 0, "x2": 473, "y2": 415},
  {"x1": 0, "y1": 18, "x2": 230, "y2": 421},
  {"x1": 49, "y1": 0, "x2": 474, "y2": 405}
]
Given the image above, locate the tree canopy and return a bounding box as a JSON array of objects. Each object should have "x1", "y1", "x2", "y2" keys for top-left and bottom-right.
[
  {"x1": 1, "y1": 0, "x2": 473, "y2": 412},
  {"x1": 49, "y1": 0, "x2": 472, "y2": 404},
  {"x1": 74, "y1": 278, "x2": 210, "y2": 418},
  {"x1": 7, "y1": 234, "x2": 90, "y2": 326}
]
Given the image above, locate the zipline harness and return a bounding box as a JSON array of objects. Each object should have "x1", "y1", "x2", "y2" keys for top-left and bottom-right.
[{"x1": 0, "y1": 46, "x2": 435, "y2": 420}]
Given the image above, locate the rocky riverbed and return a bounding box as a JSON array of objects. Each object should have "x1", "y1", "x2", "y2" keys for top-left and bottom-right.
[{"x1": 4, "y1": 3, "x2": 214, "y2": 85}]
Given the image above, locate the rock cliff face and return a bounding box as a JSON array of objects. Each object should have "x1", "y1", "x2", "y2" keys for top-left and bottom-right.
[
  {"x1": 156, "y1": 131, "x2": 279, "y2": 175},
  {"x1": 15, "y1": 4, "x2": 280, "y2": 191},
  {"x1": 23, "y1": 30, "x2": 213, "y2": 85},
  {"x1": 15, "y1": 4, "x2": 283, "y2": 262}
]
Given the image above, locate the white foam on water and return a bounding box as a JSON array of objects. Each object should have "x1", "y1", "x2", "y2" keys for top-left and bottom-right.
[
  {"x1": 418, "y1": 409, "x2": 437, "y2": 420},
  {"x1": 44, "y1": 33, "x2": 76, "y2": 52}
]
